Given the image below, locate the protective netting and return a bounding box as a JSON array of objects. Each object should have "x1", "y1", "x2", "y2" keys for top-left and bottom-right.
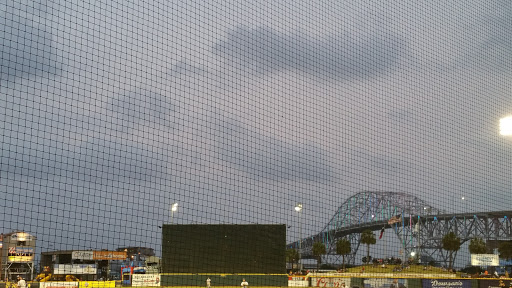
[{"x1": 1, "y1": 0, "x2": 512, "y2": 285}]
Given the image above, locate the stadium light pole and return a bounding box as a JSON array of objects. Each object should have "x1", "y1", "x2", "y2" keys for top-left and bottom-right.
[
  {"x1": 295, "y1": 203, "x2": 303, "y2": 271},
  {"x1": 171, "y1": 202, "x2": 178, "y2": 224}
]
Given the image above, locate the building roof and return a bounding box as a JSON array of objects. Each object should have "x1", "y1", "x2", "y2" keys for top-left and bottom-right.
[
  {"x1": 41, "y1": 250, "x2": 76, "y2": 256},
  {"x1": 2, "y1": 231, "x2": 36, "y2": 240}
]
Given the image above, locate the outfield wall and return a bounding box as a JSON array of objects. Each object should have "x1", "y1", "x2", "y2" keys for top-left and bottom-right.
[
  {"x1": 305, "y1": 276, "x2": 493, "y2": 288},
  {"x1": 0, "y1": 276, "x2": 505, "y2": 288},
  {"x1": 0, "y1": 282, "x2": 116, "y2": 288},
  {"x1": 160, "y1": 274, "x2": 288, "y2": 286},
  {"x1": 162, "y1": 225, "x2": 286, "y2": 274}
]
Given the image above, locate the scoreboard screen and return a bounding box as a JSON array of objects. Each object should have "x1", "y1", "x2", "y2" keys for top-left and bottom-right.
[{"x1": 162, "y1": 224, "x2": 286, "y2": 273}]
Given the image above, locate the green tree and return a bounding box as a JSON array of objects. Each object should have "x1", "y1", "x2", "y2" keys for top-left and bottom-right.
[
  {"x1": 286, "y1": 248, "x2": 300, "y2": 270},
  {"x1": 360, "y1": 230, "x2": 376, "y2": 264},
  {"x1": 312, "y1": 242, "x2": 326, "y2": 271},
  {"x1": 442, "y1": 232, "x2": 461, "y2": 270},
  {"x1": 468, "y1": 238, "x2": 487, "y2": 254},
  {"x1": 499, "y1": 241, "x2": 512, "y2": 260},
  {"x1": 336, "y1": 238, "x2": 351, "y2": 270}
]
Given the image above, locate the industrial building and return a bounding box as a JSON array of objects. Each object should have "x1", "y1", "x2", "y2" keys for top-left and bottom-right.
[
  {"x1": 40, "y1": 250, "x2": 127, "y2": 281},
  {"x1": 0, "y1": 231, "x2": 37, "y2": 281},
  {"x1": 39, "y1": 248, "x2": 159, "y2": 281}
]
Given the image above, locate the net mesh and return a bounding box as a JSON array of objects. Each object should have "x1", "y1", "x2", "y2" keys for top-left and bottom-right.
[{"x1": 1, "y1": 0, "x2": 512, "y2": 285}]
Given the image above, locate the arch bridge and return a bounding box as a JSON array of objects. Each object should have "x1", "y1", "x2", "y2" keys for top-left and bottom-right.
[{"x1": 287, "y1": 191, "x2": 512, "y2": 266}]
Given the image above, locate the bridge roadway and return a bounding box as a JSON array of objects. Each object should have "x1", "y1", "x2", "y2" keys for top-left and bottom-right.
[{"x1": 288, "y1": 210, "x2": 512, "y2": 265}]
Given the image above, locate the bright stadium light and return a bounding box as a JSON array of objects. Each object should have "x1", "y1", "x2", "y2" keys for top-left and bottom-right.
[
  {"x1": 500, "y1": 116, "x2": 512, "y2": 136},
  {"x1": 171, "y1": 202, "x2": 178, "y2": 224}
]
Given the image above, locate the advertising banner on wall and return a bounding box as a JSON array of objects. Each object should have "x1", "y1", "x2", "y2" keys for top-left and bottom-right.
[
  {"x1": 72, "y1": 250, "x2": 127, "y2": 260},
  {"x1": 40, "y1": 282, "x2": 79, "y2": 288},
  {"x1": 79, "y1": 281, "x2": 115, "y2": 288},
  {"x1": 422, "y1": 279, "x2": 471, "y2": 288},
  {"x1": 471, "y1": 254, "x2": 500, "y2": 266},
  {"x1": 93, "y1": 251, "x2": 127, "y2": 260},
  {"x1": 312, "y1": 277, "x2": 351, "y2": 287},
  {"x1": 72, "y1": 251, "x2": 94, "y2": 260},
  {"x1": 132, "y1": 274, "x2": 161, "y2": 287},
  {"x1": 7, "y1": 247, "x2": 34, "y2": 262},
  {"x1": 289, "y1": 276, "x2": 310, "y2": 287},
  {"x1": 364, "y1": 278, "x2": 408, "y2": 288},
  {"x1": 479, "y1": 279, "x2": 512, "y2": 288},
  {"x1": 289, "y1": 280, "x2": 309, "y2": 287},
  {"x1": 54, "y1": 264, "x2": 97, "y2": 275}
]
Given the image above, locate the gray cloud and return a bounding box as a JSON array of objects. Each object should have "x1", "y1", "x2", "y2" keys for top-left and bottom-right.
[
  {"x1": 211, "y1": 118, "x2": 333, "y2": 182},
  {"x1": 0, "y1": 88, "x2": 176, "y2": 184},
  {"x1": 0, "y1": 0, "x2": 59, "y2": 81},
  {"x1": 473, "y1": 2, "x2": 512, "y2": 70},
  {"x1": 0, "y1": 126, "x2": 173, "y2": 184},
  {"x1": 70, "y1": 136, "x2": 172, "y2": 183},
  {"x1": 168, "y1": 60, "x2": 210, "y2": 78},
  {"x1": 106, "y1": 88, "x2": 176, "y2": 133},
  {"x1": 212, "y1": 26, "x2": 405, "y2": 79}
]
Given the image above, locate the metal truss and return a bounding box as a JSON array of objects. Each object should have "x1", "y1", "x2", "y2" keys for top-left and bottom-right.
[
  {"x1": 406, "y1": 212, "x2": 512, "y2": 266},
  {"x1": 287, "y1": 191, "x2": 512, "y2": 266}
]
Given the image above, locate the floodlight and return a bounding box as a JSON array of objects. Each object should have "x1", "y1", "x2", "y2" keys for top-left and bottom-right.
[{"x1": 500, "y1": 116, "x2": 512, "y2": 136}]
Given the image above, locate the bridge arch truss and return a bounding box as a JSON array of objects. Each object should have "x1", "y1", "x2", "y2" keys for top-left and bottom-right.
[{"x1": 287, "y1": 191, "x2": 512, "y2": 266}]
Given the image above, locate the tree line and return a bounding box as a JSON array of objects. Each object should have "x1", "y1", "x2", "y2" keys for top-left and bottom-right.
[{"x1": 286, "y1": 229, "x2": 512, "y2": 271}]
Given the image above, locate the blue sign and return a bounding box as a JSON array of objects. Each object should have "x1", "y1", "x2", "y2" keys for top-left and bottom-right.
[
  {"x1": 422, "y1": 279, "x2": 471, "y2": 288},
  {"x1": 364, "y1": 278, "x2": 407, "y2": 288},
  {"x1": 500, "y1": 259, "x2": 512, "y2": 266}
]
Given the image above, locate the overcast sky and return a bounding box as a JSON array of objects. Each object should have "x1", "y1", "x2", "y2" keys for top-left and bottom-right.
[{"x1": 1, "y1": 0, "x2": 512, "y2": 261}]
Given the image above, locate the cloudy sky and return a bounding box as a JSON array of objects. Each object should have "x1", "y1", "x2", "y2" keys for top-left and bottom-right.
[{"x1": 1, "y1": 0, "x2": 512, "y2": 261}]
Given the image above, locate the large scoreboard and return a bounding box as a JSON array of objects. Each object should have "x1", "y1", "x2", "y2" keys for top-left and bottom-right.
[{"x1": 162, "y1": 224, "x2": 286, "y2": 274}]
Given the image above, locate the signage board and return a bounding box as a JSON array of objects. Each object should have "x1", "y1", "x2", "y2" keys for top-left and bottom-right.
[
  {"x1": 72, "y1": 251, "x2": 94, "y2": 260},
  {"x1": 289, "y1": 280, "x2": 309, "y2": 287},
  {"x1": 93, "y1": 251, "x2": 127, "y2": 260},
  {"x1": 289, "y1": 276, "x2": 309, "y2": 287},
  {"x1": 79, "y1": 281, "x2": 115, "y2": 288},
  {"x1": 8, "y1": 255, "x2": 33, "y2": 262},
  {"x1": 8, "y1": 247, "x2": 34, "y2": 262},
  {"x1": 500, "y1": 259, "x2": 512, "y2": 266},
  {"x1": 312, "y1": 277, "x2": 351, "y2": 287},
  {"x1": 422, "y1": 279, "x2": 471, "y2": 288},
  {"x1": 132, "y1": 274, "x2": 161, "y2": 287},
  {"x1": 471, "y1": 254, "x2": 500, "y2": 266},
  {"x1": 364, "y1": 278, "x2": 408, "y2": 288},
  {"x1": 289, "y1": 277, "x2": 308, "y2": 281},
  {"x1": 54, "y1": 264, "x2": 97, "y2": 275},
  {"x1": 40, "y1": 282, "x2": 79, "y2": 288},
  {"x1": 72, "y1": 250, "x2": 127, "y2": 260}
]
